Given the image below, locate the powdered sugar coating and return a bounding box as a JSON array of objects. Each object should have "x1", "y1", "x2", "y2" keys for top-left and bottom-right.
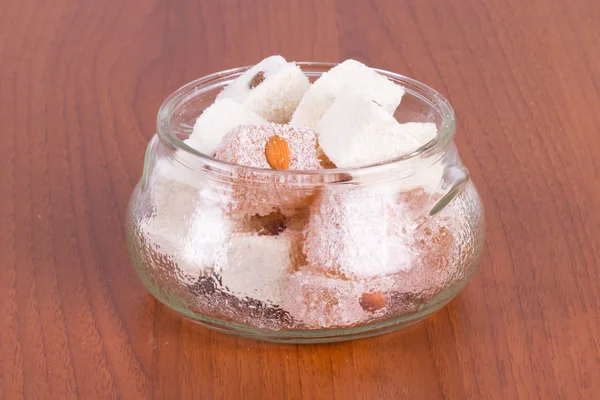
[
  {"x1": 291, "y1": 59, "x2": 405, "y2": 128},
  {"x1": 188, "y1": 98, "x2": 267, "y2": 156},
  {"x1": 282, "y1": 270, "x2": 373, "y2": 328},
  {"x1": 217, "y1": 56, "x2": 310, "y2": 123},
  {"x1": 215, "y1": 123, "x2": 322, "y2": 171},
  {"x1": 216, "y1": 233, "x2": 293, "y2": 305},
  {"x1": 218, "y1": 56, "x2": 288, "y2": 103},
  {"x1": 244, "y1": 64, "x2": 310, "y2": 123},
  {"x1": 213, "y1": 123, "x2": 323, "y2": 215},
  {"x1": 316, "y1": 85, "x2": 423, "y2": 168},
  {"x1": 302, "y1": 187, "x2": 413, "y2": 278},
  {"x1": 140, "y1": 171, "x2": 232, "y2": 285}
]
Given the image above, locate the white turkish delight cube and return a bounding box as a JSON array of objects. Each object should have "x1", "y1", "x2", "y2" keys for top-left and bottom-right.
[
  {"x1": 291, "y1": 59, "x2": 405, "y2": 129},
  {"x1": 217, "y1": 55, "x2": 310, "y2": 124}
]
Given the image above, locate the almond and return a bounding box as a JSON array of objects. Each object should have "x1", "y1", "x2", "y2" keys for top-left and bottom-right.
[
  {"x1": 265, "y1": 135, "x2": 290, "y2": 170},
  {"x1": 249, "y1": 71, "x2": 265, "y2": 89},
  {"x1": 359, "y1": 292, "x2": 386, "y2": 312}
]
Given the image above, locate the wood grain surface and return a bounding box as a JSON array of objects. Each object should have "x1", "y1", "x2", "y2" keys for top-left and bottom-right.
[{"x1": 1, "y1": 0, "x2": 599, "y2": 398}]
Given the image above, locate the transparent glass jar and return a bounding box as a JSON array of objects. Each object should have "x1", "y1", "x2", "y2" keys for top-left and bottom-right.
[{"x1": 126, "y1": 63, "x2": 485, "y2": 343}]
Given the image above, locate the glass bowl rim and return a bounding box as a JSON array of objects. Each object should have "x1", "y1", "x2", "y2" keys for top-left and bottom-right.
[{"x1": 156, "y1": 61, "x2": 456, "y2": 177}]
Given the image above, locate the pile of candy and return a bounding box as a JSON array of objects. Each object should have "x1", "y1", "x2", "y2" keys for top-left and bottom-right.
[{"x1": 141, "y1": 56, "x2": 470, "y2": 329}]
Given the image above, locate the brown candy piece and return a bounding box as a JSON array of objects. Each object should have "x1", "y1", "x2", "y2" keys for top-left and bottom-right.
[{"x1": 213, "y1": 123, "x2": 323, "y2": 216}]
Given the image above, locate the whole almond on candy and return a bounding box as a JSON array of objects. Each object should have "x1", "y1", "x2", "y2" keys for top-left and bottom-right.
[{"x1": 265, "y1": 135, "x2": 291, "y2": 170}]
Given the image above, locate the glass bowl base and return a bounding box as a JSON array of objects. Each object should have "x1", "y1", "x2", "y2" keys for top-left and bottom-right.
[{"x1": 171, "y1": 301, "x2": 453, "y2": 344}]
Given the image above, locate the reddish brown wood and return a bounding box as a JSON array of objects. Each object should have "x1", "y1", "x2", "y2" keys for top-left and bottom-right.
[{"x1": 1, "y1": 0, "x2": 599, "y2": 398}]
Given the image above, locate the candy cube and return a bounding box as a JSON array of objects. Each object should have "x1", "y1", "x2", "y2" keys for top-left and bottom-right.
[
  {"x1": 215, "y1": 233, "x2": 293, "y2": 305},
  {"x1": 217, "y1": 55, "x2": 310, "y2": 123},
  {"x1": 316, "y1": 85, "x2": 422, "y2": 168},
  {"x1": 188, "y1": 98, "x2": 267, "y2": 156},
  {"x1": 140, "y1": 181, "x2": 232, "y2": 285},
  {"x1": 214, "y1": 123, "x2": 323, "y2": 215},
  {"x1": 281, "y1": 269, "x2": 372, "y2": 328},
  {"x1": 302, "y1": 187, "x2": 409, "y2": 279},
  {"x1": 178, "y1": 204, "x2": 232, "y2": 284},
  {"x1": 214, "y1": 123, "x2": 322, "y2": 170},
  {"x1": 290, "y1": 59, "x2": 405, "y2": 128}
]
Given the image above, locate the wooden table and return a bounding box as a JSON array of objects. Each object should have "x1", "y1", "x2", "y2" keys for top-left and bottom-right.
[{"x1": 1, "y1": 0, "x2": 599, "y2": 398}]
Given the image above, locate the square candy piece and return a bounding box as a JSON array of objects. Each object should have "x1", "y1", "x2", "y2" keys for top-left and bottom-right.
[
  {"x1": 188, "y1": 98, "x2": 267, "y2": 156},
  {"x1": 218, "y1": 55, "x2": 288, "y2": 102},
  {"x1": 281, "y1": 270, "x2": 371, "y2": 328},
  {"x1": 178, "y1": 203, "x2": 232, "y2": 284},
  {"x1": 290, "y1": 59, "x2": 405, "y2": 128},
  {"x1": 140, "y1": 181, "x2": 232, "y2": 286},
  {"x1": 302, "y1": 187, "x2": 411, "y2": 279},
  {"x1": 316, "y1": 85, "x2": 424, "y2": 168},
  {"x1": 213, "y1": 123, "x2": 323, "y2": 215},
  {"x1": 217, "y1": 55, "x2": 310, "y2": 124},
  {"x1": 215, "y1": 233, "x2": 293, "y2": 305},
  {"x1": 214, "y1": 123, "x2": 322, "y2": 170}
]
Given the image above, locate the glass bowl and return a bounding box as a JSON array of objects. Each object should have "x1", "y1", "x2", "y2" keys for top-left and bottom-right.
[{"x1": 126, "y1": 62, "x2": 485, "y2": 343}]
